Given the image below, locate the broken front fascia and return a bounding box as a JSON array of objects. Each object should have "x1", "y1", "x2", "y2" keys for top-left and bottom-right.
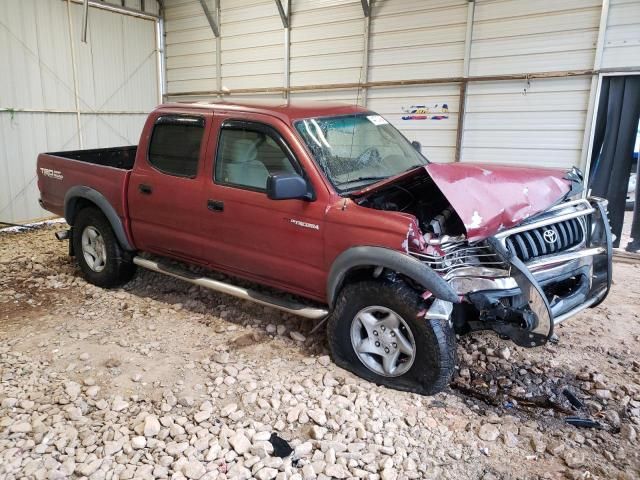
[
  {"x1": 408, "y1": 198, "x2": 612, "y2": 348},
  {"x1": 407, "y1": 221, "x2": 553, "y2": 347}
]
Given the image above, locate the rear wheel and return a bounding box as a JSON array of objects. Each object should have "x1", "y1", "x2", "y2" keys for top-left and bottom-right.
[
  {"x1": 327, "y1": 279, "x2": 456, "y2": 395},
  {"x1": 72, "y1": 207, "x2": 136, "y2": 288}
]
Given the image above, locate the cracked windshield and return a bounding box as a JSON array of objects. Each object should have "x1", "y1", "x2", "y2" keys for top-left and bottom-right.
[{"x1": 294, "y1": 114, "x2": 427, "y2": 193}]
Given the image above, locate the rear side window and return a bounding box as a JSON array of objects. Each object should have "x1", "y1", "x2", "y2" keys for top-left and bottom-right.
[{"x1": 148, "y1": 116, "x2": 204, "y2": 177}]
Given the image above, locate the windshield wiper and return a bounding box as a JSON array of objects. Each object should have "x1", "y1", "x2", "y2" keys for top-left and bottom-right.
[
  {"x1": 403, "y1": 164, "x2": 425, "y2": 172},
  {"x1": 337, "y1": 176, "x2": 388, "y2": 187},
  {"x1": 336, "y1": 176, "x2": 390, "y2": 193}
]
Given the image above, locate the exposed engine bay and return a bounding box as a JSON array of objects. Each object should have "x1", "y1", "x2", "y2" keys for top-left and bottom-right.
[{"x1": 354, "y1": 172, "x2": 467, "y2": 242}]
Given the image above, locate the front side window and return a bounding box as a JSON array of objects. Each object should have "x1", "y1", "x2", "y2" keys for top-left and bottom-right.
[
  {"x1": 294, "y1": 113, "x2": 427, "y2": 193},
  {"x1": 215, "y1": 125, "x2": 297, "y2": 191},
  {"x1": 148, "y1": 116, "x2": 204, "y2": 177}
]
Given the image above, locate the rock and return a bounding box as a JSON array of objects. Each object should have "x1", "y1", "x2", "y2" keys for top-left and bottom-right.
[
  {"x1": 308, "y1": 409, "x2": 327, "y2": 426},
  {"x1": 502, "y1": 431, "x2": 519, "y2": 448},
  {"x1": 131, "y1": 436, "x2": 147, "y2": 449},
  {"x1": 317, "y1": 355, "x2": 331, "y2": 367},
  {"x1": 221, "y1": 403, "x2": 238, "y2": 417},
  {"x1": 229, "y1": 431, "x2": 251, "y2": 455},
  {"x1": 194, "y1": 410, "x2": 211, "y2": 423},
  {"x1": 530, "y1": 436, "x2": 546, "y2": 454},
  {"x1": 64, "y1": 381, "x2": 81, "y2": 400},
  {"x1": 621, "y1": 424, "x2": 637, "y2": 443},
  {"x1": 497, "y1": 347, "x2": 511, "y2": 360},
  {"x1": 104, "y1": 439, "x2": 123, "y2": 456},
  {"x1": 380, "y1": 468, "x2": 398, "y2": 480},
  {"x1": 310, "y1": 426, "x2": 327, "y2": 440},
  {"x1": 255, "y1": 467, "x2": 278, "y2": 480},
  {"x1": 79, "y1": 352, "x2": 90, "y2": 361},
  {"x1": 10, "y1": 422, "x2": 32, "y2": 433},
  {"x1": 1, "y1": 398, "x2": 18, "y2": 408},
  {"x1": 183, "y1": 460, "x2": 206, "y2": 479},
  {"x1": 324, "y1": 464, "x2": 349, "y2": 479},
  {"x1": 478, "y1": 424, "x2": 500, "y2": 442},
  {"x1": 290, "y1": 331, "x2": 306, "y2": 342},
  {"x1": 563, "y1": 450, "x2": 586, "y2": 469},
  {"x1": 144, "y1": 415, "x2": 161, "y2": 437},
  {"x1": 86, "y1": 386, "x2": 100, "y2": 398},
  {"x1": 212, "y1": 351, "x2": 230, "y2": 364},
  {"x1": 76, "y1": 459, "x2": 102, "y2": 476},
  {"x1": 166, "y1": 441, "x2": 189, "y2": 456},
  {"x1": 111, "y1": 397, "x2": 129, "y2": 412},
  {"x1": 547, "y1": 441, "x2": 565, "y2": 456},
  {"x1": 253, "y1": 431, "x2": 271, "y2": 442},
  {"x1": 595, "y1": 389, "x2": 612, "y2": 400},
  {"x1": 604, "y1": 410, "x2": 621, "y2": 428},
  {"x1": 226, "y1": 463, "x2": 251, "y2": 480},
  {"x1": 295, "y1": 441, "x2": 313, "y2": 457},
  {"x1": 301, "y1": 463, "x2": 316, "y2": 479}
]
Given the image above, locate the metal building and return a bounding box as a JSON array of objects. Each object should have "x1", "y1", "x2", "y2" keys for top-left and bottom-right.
[
  {"x1": 0, "y1": 0, "x2": 161, "y2": 223},
  {"x1": 2, "y1": 0, "x2": 640, "y2": 223}
]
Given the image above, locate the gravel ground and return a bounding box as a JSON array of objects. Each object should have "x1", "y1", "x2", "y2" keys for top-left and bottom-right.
[{"x1": 1, "y1": 224, "x2": 639, "y2": 480}]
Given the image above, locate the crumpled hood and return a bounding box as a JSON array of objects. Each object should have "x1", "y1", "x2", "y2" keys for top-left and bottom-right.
[
  {"x1": 425, "y1": 163, "x2": 572, "y2": 241},
  {"x1": 352, "y1": 162, "x2": 575, "y2": 242}
]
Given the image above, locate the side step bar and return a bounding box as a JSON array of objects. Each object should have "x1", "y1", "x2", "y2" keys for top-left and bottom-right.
[{"x1": 132, "y1": 257, "x2": 329, "y2": 320}]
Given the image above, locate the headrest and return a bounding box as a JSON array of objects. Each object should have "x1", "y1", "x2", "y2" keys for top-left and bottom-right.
[{"x1": 225, "y1": 138, "x2": 257, "y2": 163}]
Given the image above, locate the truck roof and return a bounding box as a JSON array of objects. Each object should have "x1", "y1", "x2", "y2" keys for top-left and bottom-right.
[{"x1": 159, "y1": 99, "x2": 369, "y2": 123}]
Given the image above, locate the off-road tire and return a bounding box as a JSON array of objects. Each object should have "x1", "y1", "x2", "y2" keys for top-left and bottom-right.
[
  {"x1": 327, "y1": 279, "x2": 456, "y2": 395},
  {"x1": 72, "y1": 207, "x2": 136, "y2": 288}
]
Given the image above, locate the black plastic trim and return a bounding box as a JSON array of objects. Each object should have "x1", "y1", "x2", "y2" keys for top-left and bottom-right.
[
  {"x1": 327, "y1": 246, "x2": 460, "y2": 307},
  {"x1": 64, "y1": 186, "x2": 135, "y2": 251}
]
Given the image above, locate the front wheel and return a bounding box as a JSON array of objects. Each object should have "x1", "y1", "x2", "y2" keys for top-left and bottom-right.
[
  {"x1": 72, "y1": 207, "x2": 136, "y2": 288},
  {"x1": 327, "y1": 279, "x2": 456, "y2": 395}
]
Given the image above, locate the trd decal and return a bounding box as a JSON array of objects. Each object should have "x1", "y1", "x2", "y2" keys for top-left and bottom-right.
[{"x1": 40, "y1": 168, "x2": 63, "y2": 180}]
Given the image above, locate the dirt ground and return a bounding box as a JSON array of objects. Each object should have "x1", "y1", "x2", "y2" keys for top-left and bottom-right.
[{"x1": 1, "y1": 224, "x2": 639, "y2": 480}]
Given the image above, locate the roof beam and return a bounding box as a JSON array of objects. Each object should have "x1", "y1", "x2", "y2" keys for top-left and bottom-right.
[
  {"x1": 360, "y1": 0, "x2": 370, "y2": 17},
  {"x1": 274, "y1": 0, "x2": 288, "y2": 28},
  {"x1": 198, "y1": 0, "x2": 220, "y2": 38}
]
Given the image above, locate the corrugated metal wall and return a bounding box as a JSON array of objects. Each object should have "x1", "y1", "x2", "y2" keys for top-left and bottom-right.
[
  {"x1": 461, "y1": 0, "x2": 602, "y2": 169},
  {"x1": 369, "y1": 0, "x2": 467, "y2": 82},
  {"x1": 0, "y1": 0, "x2": 159, "y2": 223},
  {"x1": 164, "y1": 1, "x2": 640, "y2": 172},
  {"x1": 601, "y1": 0, "x2": 640, "y2": 69}
]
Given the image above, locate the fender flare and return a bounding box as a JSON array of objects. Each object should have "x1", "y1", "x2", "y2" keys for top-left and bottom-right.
[
  {"x1": 326, "y1": 246, "x2": 460, "y2": 307},
  {"x1": 64, "y1": 186, "x2": 135, "y2": 251}
]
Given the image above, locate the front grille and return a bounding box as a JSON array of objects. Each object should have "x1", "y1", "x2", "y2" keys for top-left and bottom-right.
[
  {"x1": 412, "y1": 243, "x2": 505, "y2": 274},
  {"x1": 506, "y1": 218, "x2": 585, "y2": 262}
]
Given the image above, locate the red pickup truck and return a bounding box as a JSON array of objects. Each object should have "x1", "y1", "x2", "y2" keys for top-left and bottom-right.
[{"x1": 37, "y1": 100, "x2": 612, "y2": 395}]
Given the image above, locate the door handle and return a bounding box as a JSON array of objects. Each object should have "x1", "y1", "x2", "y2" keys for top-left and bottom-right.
[
  {"x1": 207, "y1": 199, "x2": 224, "y2": 212},
  {"x1": 139, "y1": 184, "x2": 153, "y2": 195}
]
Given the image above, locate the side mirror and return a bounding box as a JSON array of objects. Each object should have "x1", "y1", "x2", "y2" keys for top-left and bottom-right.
[
  {"x1": 267, "y1": 173, "x2": 312, "y2": 200},
  {"x1": 411, "y1": 140, "x2": 422, "y2": 152}
]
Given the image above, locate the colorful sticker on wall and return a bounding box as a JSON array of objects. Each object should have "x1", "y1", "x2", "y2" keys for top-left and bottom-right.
[{"x1": 401, "y1": 104, "x2": 449, "y2": 120}]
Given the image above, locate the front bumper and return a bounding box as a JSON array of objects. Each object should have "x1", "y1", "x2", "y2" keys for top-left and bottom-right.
[{"x1": 458, "y1": 198, "x2": 612, "y2": 347}]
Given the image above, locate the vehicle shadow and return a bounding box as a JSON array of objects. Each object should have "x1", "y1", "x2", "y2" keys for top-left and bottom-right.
[{"x1": 120, "y1": 264, "x2": 329, "y2": 357}]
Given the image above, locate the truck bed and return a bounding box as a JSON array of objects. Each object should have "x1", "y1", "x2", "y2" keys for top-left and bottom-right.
[
  {"x1": 47, "y1": 146, "x2": 137, "y2": 170},
  {"x1": 37, "y1": 146, "x2": 136, "y2": 221}
]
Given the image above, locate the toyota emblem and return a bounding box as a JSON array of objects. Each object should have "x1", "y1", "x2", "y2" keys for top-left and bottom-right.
[{"x1": 543, "y1": 229, "x2": 558, "y2": 244}]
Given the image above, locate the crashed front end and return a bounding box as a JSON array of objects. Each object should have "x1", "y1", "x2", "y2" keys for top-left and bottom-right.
[
  {"x1": 354, "y1": 163, "x2": 612, "y2": 347},
  {"x1": 411, "y1": 198, "x2": 612, "y2": 347}
]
